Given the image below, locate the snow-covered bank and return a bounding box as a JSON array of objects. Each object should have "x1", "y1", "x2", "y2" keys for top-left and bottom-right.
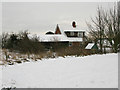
[
  {"x1": 2, "y1": 53, "x2": 118, "y2": 88},
  {"x1": 0, "y1": 66, "x2": 2, "y2": 90}
]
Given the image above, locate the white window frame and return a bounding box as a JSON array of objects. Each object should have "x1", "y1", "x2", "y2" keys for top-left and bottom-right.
[{"x1": 78, "y1": 32, "x2": 83, "y2": 38}]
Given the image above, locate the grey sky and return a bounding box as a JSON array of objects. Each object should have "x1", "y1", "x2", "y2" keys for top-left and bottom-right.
[{"x1": 2, "y1": 2, "x2": 114, "y2": 35}]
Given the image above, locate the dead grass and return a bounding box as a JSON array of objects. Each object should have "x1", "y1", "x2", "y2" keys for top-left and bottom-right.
[{"x1": 1, "y1": 48, "x2": 98, "y2": 65}]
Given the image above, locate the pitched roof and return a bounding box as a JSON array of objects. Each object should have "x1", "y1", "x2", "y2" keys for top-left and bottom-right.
[
  {"x1": 64, "y1": 29, "x2": 85, "y2": 32},
  {"x1": 28, "y1": 34, "x2": 83, "y2": 42},
  {"x1": 39, "y1": 34, "x2": 83, "y2": 42},
  {"x1": 39, "y1": 35, "x2": 68, "y2": 42},
  {"x1": 55, "y1": 24, "x2": 61, "y2": 34},
  {"x1": 85, "y1": 43, "x2": 95, "y2": 49},
  {"x1": 58, "y1": 24, "x2": 86, "y2": 33}
]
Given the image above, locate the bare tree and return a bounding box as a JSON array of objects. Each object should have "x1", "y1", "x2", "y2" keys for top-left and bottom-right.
[
  {"x1": 103, "y1": 2, "x2": 120, "y2": 52},
  {"x1": 87, "y1": 7, "x2": 105, "y2": 53},
  {"x1": 87, "y1": 2, "x2": 120, "y2": 53}
]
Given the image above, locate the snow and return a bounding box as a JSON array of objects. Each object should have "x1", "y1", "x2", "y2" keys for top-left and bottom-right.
[
  {"x1": 64, "y1": 29, "x2": 85, "y2": 32},
  {"x1": 0, "y1": 66, "x2": 2, "y2": 90},
  {"x1": 67, "y1": 37, "x2": 83, "y2": 42},
  {"x1": 59, "y1": 24, "x2": 86, "y2": 32},
  {"x1": 2, "y1": 53, "x2": 118, "y2": 88},
  {"x1": 28, "y1": 34, "x2": 83, "y2": 42},
  {"x1": 97, "y1": 39, "x2": 111, "y2": 47},
  {"x1": 39, "y1": 35, "x2": 68, "y2": 42},
  {"x1": 0, "y1": 49, "x2": 2, "y2": 90},
  {"x1": 85, "y1": 43, "x2": 95, "y2": 49},
  {"x1": 39, "y1": 35, "x2": 83, "y2": 42}
]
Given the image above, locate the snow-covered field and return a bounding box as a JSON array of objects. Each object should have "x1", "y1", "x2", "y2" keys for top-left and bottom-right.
[
  {"x1": 0, "y1": 66, "x2": 2, "y2": 90},
  {"x1": 0, "y1": 49, "x2": 2, "y2": 90},
  {"x1": 1, "y1": 53, "x2": 118, "y2": 88}
]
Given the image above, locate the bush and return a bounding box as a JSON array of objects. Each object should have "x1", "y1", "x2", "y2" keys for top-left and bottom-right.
[
  {"x1": 56, "y1": 46, "x2": 98, "y2": 57},
  {"x1": 2, "y1": 31, "x2": 45, "y2": 54}
]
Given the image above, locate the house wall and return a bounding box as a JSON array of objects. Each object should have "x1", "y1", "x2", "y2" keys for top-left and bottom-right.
[
  {"x1": 41, "y1": 41, "x2": 69, "y2": 50},
  {"x1": 69, "y1": 42, "x2": 84, "y2": 48},
  {"x1": 40, "y1": 41, "x2": 86, "y2": 51},
  {"x1": 72, "y1": 42, "x2": 80, "y2": 46}
]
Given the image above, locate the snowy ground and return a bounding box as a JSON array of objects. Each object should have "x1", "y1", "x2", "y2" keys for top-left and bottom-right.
[
  {"x1": 0, "y1": 66, "x2": 2, "y2": 90},
  {"x1": 2, "y1": 53, "x2": 118, "y2": 88},
  {"x1": 0, "y1": 49, "x2": 2, "y2": 90}
]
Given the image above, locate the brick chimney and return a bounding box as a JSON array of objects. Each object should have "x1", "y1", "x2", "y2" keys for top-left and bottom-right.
[{"x1": 72, "y1": 21, "x2": 76, "y2": 28}]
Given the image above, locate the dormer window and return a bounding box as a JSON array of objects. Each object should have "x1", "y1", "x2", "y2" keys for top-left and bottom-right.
[
  {"x1": 78, "y1": 32, "x2": 83, "y2": 38},
  {"x1": 70, "y1": 32, "x2": 74, "y2": 36},
  {"x1": 64, "y1": 30, "x2": 85, "y2": 38}
]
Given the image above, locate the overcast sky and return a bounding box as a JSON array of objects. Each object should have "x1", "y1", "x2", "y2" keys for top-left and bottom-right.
[{"x1": 2, "y1": 2, "x2": 115, "y2": 35}]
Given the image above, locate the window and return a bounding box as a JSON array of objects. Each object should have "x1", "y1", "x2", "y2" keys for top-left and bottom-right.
[
  {"x1": 70, "y1": 32, "x2": 74, "y2": 36},
  {"x1": 69, "y1": 42, "x2": 72, "y2": 47},
  {"x1": 78, "y1": 32, "x2": 83, "y2": 38}
]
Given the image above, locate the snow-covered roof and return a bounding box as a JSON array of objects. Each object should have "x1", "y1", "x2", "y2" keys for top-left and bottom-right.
[
  {"x1": 39, "y1": 34, "x2": 83, "y2": 42},
  {"x1": 39, "y1": 35, "x2": 68, "y2": 42},
  {"x1": 64, "y1": 30, "x2": 85, "y2": 32},
  {"x1": 67, "y1": 37, "x2": 83, "y2": 42},
  {"x1": 28, "y1": 34, "x2": 83, "y2": 42},
  {"x1": 85, "y1": 43, "x2": 95, "y2": 49},
  {"x1": 58, "y1": 24, "x2": 86, "y2": 33}
]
